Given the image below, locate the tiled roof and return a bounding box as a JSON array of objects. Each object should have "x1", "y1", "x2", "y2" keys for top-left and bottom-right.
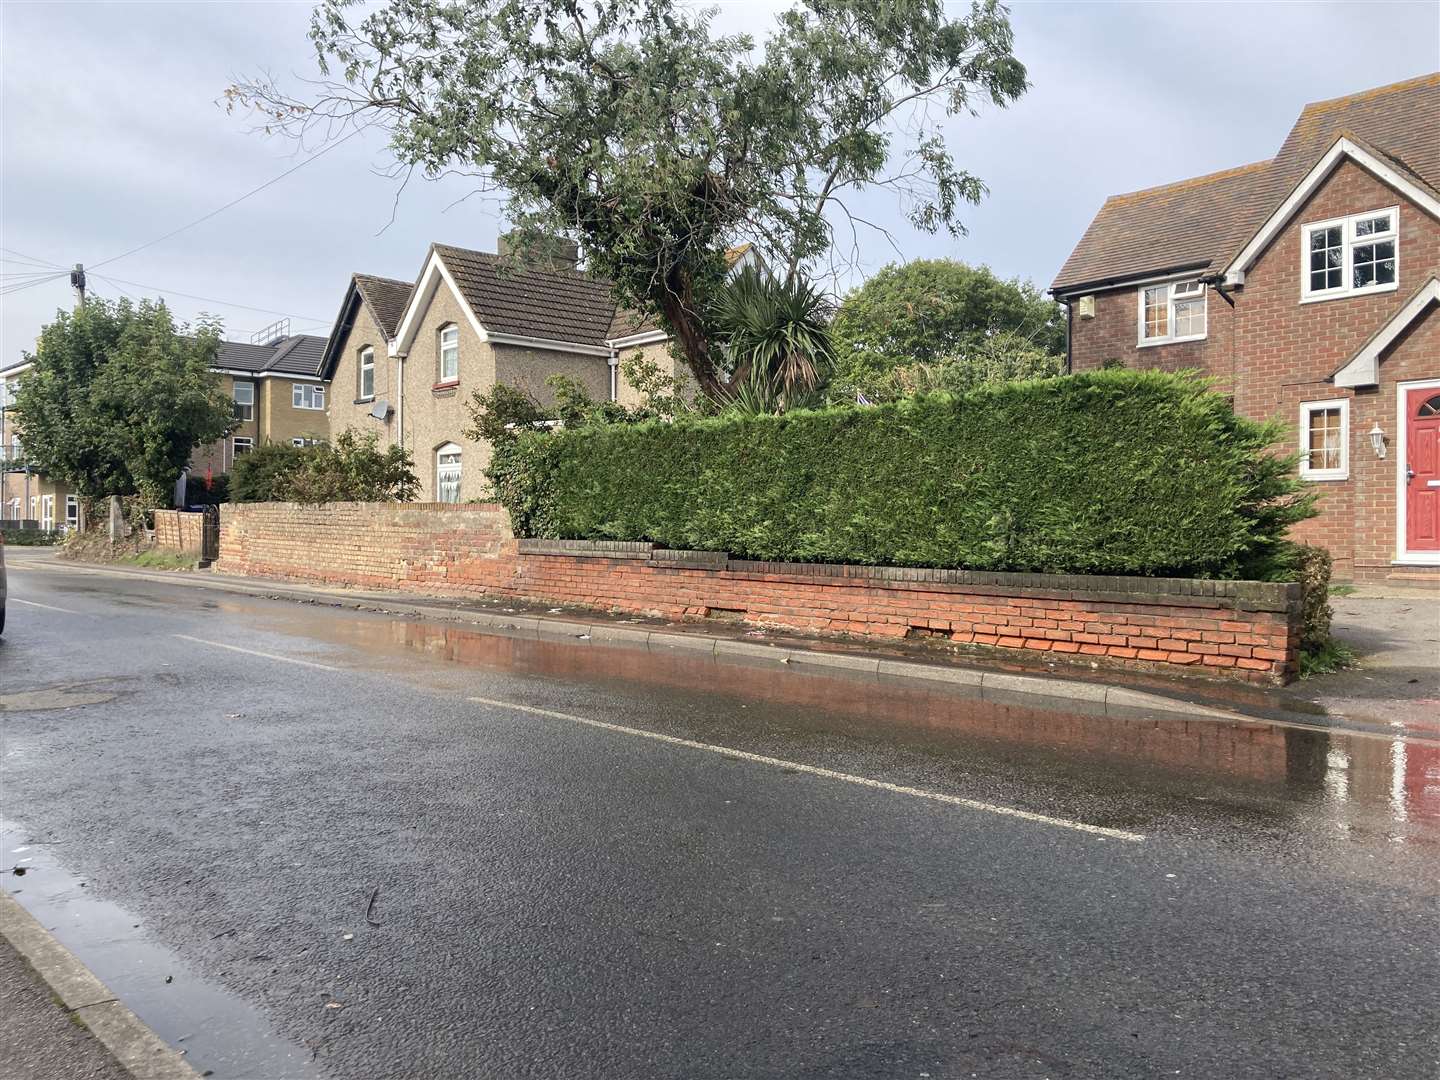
[
  {"x1": 216, "y1": 335, "x2": 327, "y2": 377},
  {"x1": 433, "y1": 244, "x2": 618, "y2": 346},
  {"x1": 353, "y1": 274, "x2": 412, "y2": 340},
  {"x1": 1052, "y1": 73, "x2": 1440, "y2": 294}
]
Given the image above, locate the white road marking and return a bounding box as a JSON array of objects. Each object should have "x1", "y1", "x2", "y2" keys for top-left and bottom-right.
[
  {"x1": 172, "y1": 634, "x2": 341, "y2": 671},
  {"x1": 467, "y1": 695, "x2": 1146, "y2": 842},
  {"x1": 10, "y1": 597, "x2": 83, "y2": 615}
]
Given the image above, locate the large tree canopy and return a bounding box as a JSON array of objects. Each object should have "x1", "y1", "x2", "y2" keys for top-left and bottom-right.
[
  {"x1": 13, "y1": 298, "x2": 234, "y2": 504},
  {"x1": 829, "y1": 258, "x2": 1064, "y2": 398},
  {"x1": 230, "y1": 0, "x2": 1027, "y2": 396}
]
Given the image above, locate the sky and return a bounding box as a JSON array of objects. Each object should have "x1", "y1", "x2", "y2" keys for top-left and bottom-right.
[{"x1": 2, "y1": 0, "x2": 1438, "y2": 364}]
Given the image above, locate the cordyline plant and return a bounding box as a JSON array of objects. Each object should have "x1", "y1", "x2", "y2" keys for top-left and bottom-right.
[{"x1": 227, "y1": 0, "x2": 1028, "y2": 398}]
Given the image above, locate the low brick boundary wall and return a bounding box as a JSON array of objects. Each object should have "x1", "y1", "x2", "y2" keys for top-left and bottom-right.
[
  {"x1": 510, "y1": 540, "x2": 1302, "y2": 685},
  {"x1": 213, "y1": 503, "x2": 1302, "y2": 684},
  {"x1": 153, "y1": 509, "x2": 205, "y2": 554},
  {"x1": 215, "y1": 501, "x2": 515, "y2": 591}
]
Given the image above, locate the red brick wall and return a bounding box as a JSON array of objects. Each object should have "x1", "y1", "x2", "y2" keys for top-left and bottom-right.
[
  {"x1": 216, "y1": 501, "x2": 516, "y2": 591},
  {"x1": 1068, "y1": 160, "x2": 1440, "y2": 582}
]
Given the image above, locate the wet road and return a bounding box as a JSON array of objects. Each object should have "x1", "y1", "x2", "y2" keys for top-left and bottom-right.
[{"x1": 1, "y1": 557, "x2": 1438, "y2": 1080}]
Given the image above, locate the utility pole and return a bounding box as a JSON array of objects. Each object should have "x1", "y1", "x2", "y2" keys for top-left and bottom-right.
[{"x1": 70, "y1": 263, "x2": 86, "y2": 308}]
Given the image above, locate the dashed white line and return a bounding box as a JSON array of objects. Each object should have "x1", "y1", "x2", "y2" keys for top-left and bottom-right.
[
  {"x1": 172, "y1": 634, "x2": 341, "y2": 671},
  {"x1": 467, "y1": 695, "x2": 1146, "y2": 842},
  {"x1": 10, "y1": 597, "x2": 83, "y2": 615}
]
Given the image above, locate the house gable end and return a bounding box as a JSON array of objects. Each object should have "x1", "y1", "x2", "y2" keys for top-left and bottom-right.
[{"x1": 1334, "y1": 276, "x2": 1440, "y2": 387}]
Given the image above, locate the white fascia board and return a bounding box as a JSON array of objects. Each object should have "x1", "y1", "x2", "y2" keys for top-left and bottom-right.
[
  {"x1": 1334, "y1": 276, "x2": 1440, "y2": 388},
  {"x1": 1224, "y1": 138, "x2": 1440, "y2": 286},
  {"x1": 607, "y1": 329, "x2": 671, "y2": 349},
  {"x1": 487, "y1": 333, "x2": 613, "y2": 357},
  {"x1": 210, "y1": 368, "x2": 327, "y2": 383},
  {"x1": 393, "y1": 249, "x2": 490, "y2": 354}
]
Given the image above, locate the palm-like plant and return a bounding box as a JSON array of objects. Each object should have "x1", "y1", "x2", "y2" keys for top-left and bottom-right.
[{"x1": 711, "y1": 267, "x2": 834, "y2": 413}]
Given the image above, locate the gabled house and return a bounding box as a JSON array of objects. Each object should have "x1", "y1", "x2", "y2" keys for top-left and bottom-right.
[
  {"x1": 1052, "y1": 74, "x2": 1440, "y2": 583},
  {"x1": 320, "y1": 236, "x2": 686, "y2": 503}
]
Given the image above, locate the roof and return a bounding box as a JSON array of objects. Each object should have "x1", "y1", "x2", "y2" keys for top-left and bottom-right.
[
  {"x1": 353, "y1": 274, "x2": 413, "y2": 340},
  {"x1": 215, "y1": 334, "x2": 327, "y2": 377},
  {"x1": 1053, "y1": 73, "x2": 1440, "y2": 294},
  {"x1": 433, "y1": 244, "x2": 618, "y2": 346}
]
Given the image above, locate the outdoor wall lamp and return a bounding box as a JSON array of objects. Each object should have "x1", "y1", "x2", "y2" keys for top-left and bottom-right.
[{"x1": 1369, "y1": 422, "x2": 1387, "y2": 459}]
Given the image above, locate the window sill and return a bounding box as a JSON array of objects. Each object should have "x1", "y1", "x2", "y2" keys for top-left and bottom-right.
[
  {"x1": 1300, "y1": 282, "x2": 1398, "y2": 305},
  {"x1": 1137, "y1": 334, "x2": 1207, "y2": 349},
  {"x1": 432, "y1": 381, "x2": 460, "y2": 394},
  {"x1": 1299, "y1": 470, "x2": 1349, "y2": 483},
  {"x1": 353, "y1": 396, "x2": 375, "y2": 406}
]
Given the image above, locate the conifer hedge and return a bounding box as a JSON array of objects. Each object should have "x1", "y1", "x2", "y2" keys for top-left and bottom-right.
[{"x1": 490, "y1": 371, "x2": 1313, "y2": 579}]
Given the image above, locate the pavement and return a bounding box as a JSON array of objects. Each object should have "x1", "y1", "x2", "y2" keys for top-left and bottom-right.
[
  {"x1": 0, "y1": 935, "x2": 130, "y2": 1080},
  {"x1": 0, "y1": 554, "x2": 1437, "y2": 1079}
]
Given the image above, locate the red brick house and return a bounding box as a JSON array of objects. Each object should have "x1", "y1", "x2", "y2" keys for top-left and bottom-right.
[{"x1": 1052, "y1": 74, "x2": 1440, "y2": 584}]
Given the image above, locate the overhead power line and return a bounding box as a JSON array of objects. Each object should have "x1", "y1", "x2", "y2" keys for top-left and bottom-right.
[
  {"x1": 90, "y1": 272, "x2": 327, "y2": 323},
  {"x1": 1, "y1": 247, "x2": 66, "y2": 270},
  {"x1": 88, "y1": 126, "x2": 369, "y2": 272}
]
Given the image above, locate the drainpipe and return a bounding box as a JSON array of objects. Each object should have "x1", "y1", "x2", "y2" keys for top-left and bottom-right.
[
  {"x1": 1052, "y1": 295, "x2": 1074, "y2": 375},
  {"x1": 391, "y1": 343, "x2": 406, "y2": 451},
  {"x1": 608, "y1": 349, "x2": 619, "y2": 403}
]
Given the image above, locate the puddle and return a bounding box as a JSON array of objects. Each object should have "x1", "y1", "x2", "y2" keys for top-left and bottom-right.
[{"x1": 2, "y1": 818, "x2": 319, "y2": 1080}]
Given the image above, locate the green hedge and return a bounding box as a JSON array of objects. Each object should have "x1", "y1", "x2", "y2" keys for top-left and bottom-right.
[{"x1": 492, "y1": 370, "x2": 1314, "y2": 579}]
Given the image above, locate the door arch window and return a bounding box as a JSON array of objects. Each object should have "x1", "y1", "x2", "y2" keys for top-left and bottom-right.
[{"x1": 436, "y1": 443, "x2": 462, "y2": 503}]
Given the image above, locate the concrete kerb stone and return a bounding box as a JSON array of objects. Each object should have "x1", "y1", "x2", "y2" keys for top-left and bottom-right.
[
  {"x1": 0, "y1": 890, "x2": 200, "y2": 1080},
  {"x1": 16, "y1": 557, "x2": 1257, "y2": 725}
]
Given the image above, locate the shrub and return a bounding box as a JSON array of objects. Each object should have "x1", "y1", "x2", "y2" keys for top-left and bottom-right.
[
  {"x1": 278, "y1": 431, "x2": 419, "y2": 505},
  {"x1": 494, "y1": 369, "x2": 1315, "y2": 579},
  {"x1": 231, "y1": 443, "x2": 308, "y2": 502},
  {"x1": 1, "y1": 528, "x2": 63, "y2": 546},
  {"x1": 1293, "y1": 544, "x2": 1334, "y2": 652}
]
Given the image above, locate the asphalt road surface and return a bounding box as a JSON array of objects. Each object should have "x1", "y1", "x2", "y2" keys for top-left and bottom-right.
[{"x1": 2, "y1": 555, "x2": 1437, "y2": 1080}]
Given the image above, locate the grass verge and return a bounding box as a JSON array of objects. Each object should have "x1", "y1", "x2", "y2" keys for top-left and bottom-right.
[{"x1": 121, "y1": 550, "x2": 199, "y2": 571}]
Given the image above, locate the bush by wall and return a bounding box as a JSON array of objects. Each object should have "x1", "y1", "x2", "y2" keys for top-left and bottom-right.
[
  {"x1": 1, "y1": 528, "x2": 63, "y2": 546},
  {"x1": 229, "y1": 433, "x2": 418, "y2": 505},
  {"x1": 492, "y1": 370, "x2": 1314, "y2": 579}
]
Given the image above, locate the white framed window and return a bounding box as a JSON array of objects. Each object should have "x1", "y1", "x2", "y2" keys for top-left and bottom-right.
[
  {"x1": 436, "y1": 443, "x2": 462, "y2": 503},
  {"x1": 41, "y1": 494, "x2": 54, "y2": 531},
  {"x1": 233, "y1": 381, "x2": 255, "y2": 422},
  {"x1": 1299, "y1": 399, "x2": 1349, "y2": 481},
  {"x1": 438, "y1": 324, "x2": 459, "y2": 383},
  {"x1": 291, "y1": 437, "x2": 322, "y2": 448},
  {"x1": 1138, "y1": 279, "x2": 1207, "y2": 345},
  {"x1": 358, "y1": 347, "x2": 375, "y2": 399},
  {"x1": 65, "y1": 495, "x2": 78, "y2": 529},
  {"x1": 292, "y1": 383, "x2": 326, "y2": 410},
  {"x1": 232, "y1": 436, "x2": 254, "y2": 457},
  {"x1": 1301, "y1": 207, "x2": 1398, "y2": 301}
]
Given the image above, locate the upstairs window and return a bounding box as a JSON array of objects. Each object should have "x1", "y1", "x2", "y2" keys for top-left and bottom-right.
[
  {"x1": 233, "y1": 381, "x2": 254, "y2": 422},
  {"x1": 1302, "y1": 207, "x2": 1397, "y2": 300},
  {"x1": 438, "y1": 324, "x2": 459, "y2": 383},
  {"x1": 1139, "y1": 279, "x2": 1207, "y2": 345},
  {"x1": 293, "y1": 383, "x2": 326, "y2": 410},
  {"x1": 358, "y1": 346, "x2": 375, "y2": 399},
  {"x1": 1299, "y1": 399, "x2": 1349, "y2": 481}
]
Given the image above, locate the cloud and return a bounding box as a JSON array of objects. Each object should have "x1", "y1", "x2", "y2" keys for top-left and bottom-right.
[{"x1": 2, "y1": 0, "x2": 1436, "y2": 359}]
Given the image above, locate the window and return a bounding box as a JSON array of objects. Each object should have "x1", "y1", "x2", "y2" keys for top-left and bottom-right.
[
  {"x1": 65, "y1": 495, "x2": 78, "y2": 529},
  {"x1": 436, "y1": 443, "x2": 462, "y2": 503},
  {"x1": 1139, "y1": 280, "x2": 1207, "y2": 345},
  {"x1": 292, "y1": 383, "x2": 325, "y2": 410},
  {"x1": 438, "y1": 324, "x2": 459, "y2": 383},
  {"x1": 1299, "y1": 399, "x2": 1349, "y2": 481},
  {"x1": 1302, "y1": 207, "x2": 1397, "y2": 300},
  {"x1": 233, "y1": 381, "x2": 255, "y2": 422},
  {"x1": 291, "y1": 437, "x2": 322, "y2": 448},
  {"x1": 41, "y1": 495, "x2": 54, "y2": 531},
  {"x1": 358, "y1": 347, "x2": 375, "y2": 400},
  {"x1": 232, "y1": 436, "x2": 254, "y2": 457}
]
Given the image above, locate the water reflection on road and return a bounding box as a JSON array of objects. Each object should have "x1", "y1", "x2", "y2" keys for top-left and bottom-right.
[{"x1": 251, "y1": 607, "x2": 1440, "y2": 842}]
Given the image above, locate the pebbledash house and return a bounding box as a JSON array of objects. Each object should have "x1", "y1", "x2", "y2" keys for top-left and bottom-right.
[{"x1": 1052, "y1": 74, "x2": 1440, "y2": 584}]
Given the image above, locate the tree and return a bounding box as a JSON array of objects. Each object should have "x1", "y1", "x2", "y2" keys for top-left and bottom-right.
[
  {"x1": 710, "y1": 267, "x2": 834, "y2": 413},
  {"x1": 13, "y1": 298, "x2": 234, "y2": 505},
  {"x1": 829, "y1": 259, "x2": 1064, "y2": 400},
  {"x1": 228, "y1": 0, "x2": 1028, "y2": 397},
  {"x1": 867, "y1": 330, "x2": 1063, "y2": 402}
]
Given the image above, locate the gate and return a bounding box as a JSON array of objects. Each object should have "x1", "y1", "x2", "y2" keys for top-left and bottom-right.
[{"x1": 200, "y1": 506, "x2": 220, "y2": 565}]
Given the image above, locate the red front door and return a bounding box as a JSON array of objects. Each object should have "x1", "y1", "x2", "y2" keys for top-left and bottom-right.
[{"x1": 1406, "y1": 387, "x2": 1440, "y2": 553}]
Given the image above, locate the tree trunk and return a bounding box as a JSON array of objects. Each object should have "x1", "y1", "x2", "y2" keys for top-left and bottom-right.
[{"x1": 656, "y1": 266, "x2": 725, "y2": 399}]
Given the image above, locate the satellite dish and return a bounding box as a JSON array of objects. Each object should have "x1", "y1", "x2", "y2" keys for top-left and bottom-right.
[{"x1": 370, "y1": 399, "x2": 393, "y2": 421}]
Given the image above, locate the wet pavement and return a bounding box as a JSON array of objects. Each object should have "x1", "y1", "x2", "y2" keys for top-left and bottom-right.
[{"x1": 1, "y1": 560, "x2": 1438, "y2": 1079}]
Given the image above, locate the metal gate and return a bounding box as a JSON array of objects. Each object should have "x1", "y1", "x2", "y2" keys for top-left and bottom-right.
[{"x1": 199, "y1": 506, "x2": 220, "y2": 565}]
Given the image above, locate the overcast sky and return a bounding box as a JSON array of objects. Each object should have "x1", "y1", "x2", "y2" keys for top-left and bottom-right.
[{"x1": 2, "y1": 0, "x2": 1437, "y2": 363}]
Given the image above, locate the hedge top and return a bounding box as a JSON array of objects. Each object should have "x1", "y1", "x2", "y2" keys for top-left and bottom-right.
[{"x1": 490, "y1": 369, "x2": 1312, "y2": 580}]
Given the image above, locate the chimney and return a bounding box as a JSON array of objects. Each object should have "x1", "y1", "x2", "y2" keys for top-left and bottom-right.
[{"x1": 497, "y1": 230, "x2": 579, "y2": 271}]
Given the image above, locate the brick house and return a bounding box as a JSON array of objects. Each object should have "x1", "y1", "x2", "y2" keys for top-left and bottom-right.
[
  {"x1": 1052, "y1": 74, "x2": 1440, "y2": 584},
  {"x1": 320, "y1": 237, "x2": 687, "y2": 503}
]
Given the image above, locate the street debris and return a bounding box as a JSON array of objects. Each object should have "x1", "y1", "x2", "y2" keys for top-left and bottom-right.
[{"x1": 366, "y1": 886, "x2": 382, "y2": 927}]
